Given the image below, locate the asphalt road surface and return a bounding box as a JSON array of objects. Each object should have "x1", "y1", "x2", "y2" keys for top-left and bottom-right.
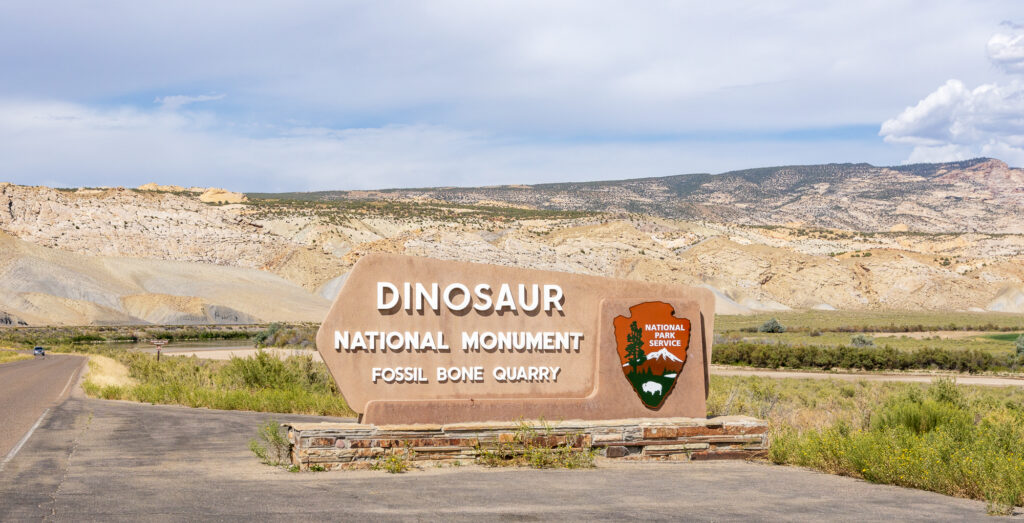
[
  {"x1": 0, "y1": 354, "x2": 85, "y2": 460},
  {"x1": 1, "y1": 390, "x2": 1013, "y2": 520}
]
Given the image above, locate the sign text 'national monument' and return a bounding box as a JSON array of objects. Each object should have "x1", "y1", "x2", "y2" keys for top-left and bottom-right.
[{"x1": 316, "y1": 254, "x2": 715, "y2": 424}]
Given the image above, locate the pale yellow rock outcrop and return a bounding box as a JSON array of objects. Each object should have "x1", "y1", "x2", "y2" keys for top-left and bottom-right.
[
  {"x1": 138, "y1": 183, "x2": 187, "y2": 192},
  {"x1": 199, "y1": 188, "x2": 248, "y2": 203}
]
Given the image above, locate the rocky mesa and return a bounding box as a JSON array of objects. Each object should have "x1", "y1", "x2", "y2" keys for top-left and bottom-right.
[{"x1": 1, "y1": 158, "x2": 1023, "y2": 325}]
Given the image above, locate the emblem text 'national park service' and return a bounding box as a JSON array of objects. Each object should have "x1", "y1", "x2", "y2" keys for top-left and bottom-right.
[
  {"x1": 614, "y1": 302, "x2": 691, "y2": 409},
  {"x1": 316, "y1": 253, "x2": 715, "y2": 424}
]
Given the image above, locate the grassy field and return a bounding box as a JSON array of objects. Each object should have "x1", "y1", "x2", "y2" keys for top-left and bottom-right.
[
  {"x1": 717, "y1": 311, "x2": 1024, "y2": 333},
  {"x1": 0, "y1": 348, "x2": 32, "y2": 365},
  {"x1": 724, "y1": 330, "x2": 1019, "y2": 355},
  {"x1": 713, "y1": 312, "x2": 1024, "y2": 374},
  {"x1": 708, "y1": 375, "x2": 1024, "y2": 514},
  {"x1": 65, "y1": 345, "x2": 353, "y2": 417},
  {"x1": 986, "y1": 333, "x2": 1024, "y2": 342}
]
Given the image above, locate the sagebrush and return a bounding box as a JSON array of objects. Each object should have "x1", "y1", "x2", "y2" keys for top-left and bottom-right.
[
  {"x1": 250, "y1": 419, "x2": 291, "y2": 467},
  {"x1": 709, "y1": 376, "x2": 1024, "y2": 514}
]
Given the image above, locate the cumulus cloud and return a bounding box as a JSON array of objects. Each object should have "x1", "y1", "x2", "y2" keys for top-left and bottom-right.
[
  {"x1": 880, "y1": 24, "x2": 1024, "y2": 165},
  {"x1": 988, "y1": 23, "x2": 1024, "y2": 74}
]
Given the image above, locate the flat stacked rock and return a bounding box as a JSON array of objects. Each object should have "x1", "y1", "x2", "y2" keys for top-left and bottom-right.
[{"x1": 284, "y1": 416, "x2": 768, "y2": 470}]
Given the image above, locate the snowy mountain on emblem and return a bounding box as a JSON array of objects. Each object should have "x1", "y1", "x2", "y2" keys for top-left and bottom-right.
[{"x1": 644, "y1": 348, "x2": 683, "y2": 363}]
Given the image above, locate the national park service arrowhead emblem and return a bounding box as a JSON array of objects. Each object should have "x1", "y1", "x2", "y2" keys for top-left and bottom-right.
[{"x1": 614, "y1": 302, "x2": 690, "y2": 409}]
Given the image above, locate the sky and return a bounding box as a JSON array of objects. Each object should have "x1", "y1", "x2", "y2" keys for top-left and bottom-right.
[{"x1": 1, "y1": 1, "x2": 1024, "y2": 191}]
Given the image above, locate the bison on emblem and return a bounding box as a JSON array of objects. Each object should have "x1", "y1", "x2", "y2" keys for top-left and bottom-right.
[{"x1": 613, "y1": 302, "x2": 691, "y2": 409}]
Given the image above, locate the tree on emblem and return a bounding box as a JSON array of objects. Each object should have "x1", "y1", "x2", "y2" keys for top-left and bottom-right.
[{"x1": 625, "y1": 321, "x2": 646, "y2": 374}]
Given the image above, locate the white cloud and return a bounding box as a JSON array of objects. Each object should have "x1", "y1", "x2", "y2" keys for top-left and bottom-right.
[
  {"x1": 154, "y1": 94, "x2": 225, "y2": 111},
  {"x1": 880, "y1": 24, "x2": 1024, "y2": 166},
  {"x1": 1, "y1": 2, "x2": 1021, "y2": 188},
  {"x1": 988, "y1": 23, "x2": 1024, "y2": 74},
  {"x1": 0, "y1": 2, "x2": 1015, "y2": 134},
  {"x1": 0, "y1": 99, "x2": 891, "y2": 192}
]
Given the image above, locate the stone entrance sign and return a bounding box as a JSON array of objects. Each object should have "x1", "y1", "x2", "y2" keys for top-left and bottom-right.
[{"x1": 316, "y1": 254, "x2": 715, "y2": 425}]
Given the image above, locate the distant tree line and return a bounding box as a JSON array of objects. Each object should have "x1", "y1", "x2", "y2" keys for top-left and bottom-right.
[{"x1": 713, "y1": 341, "x2": 1023, "y2": 374}]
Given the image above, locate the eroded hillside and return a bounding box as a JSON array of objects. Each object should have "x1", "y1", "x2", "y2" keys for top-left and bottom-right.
[
  {"x1": 262, "y1": 158, "x2": 1024, "y2": 234},
  {"x1": 1, "y1": 158, "x2": 1023, "y2": 325}
]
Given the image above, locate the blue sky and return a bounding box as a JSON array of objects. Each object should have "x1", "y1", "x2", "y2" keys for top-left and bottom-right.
[{"x1": 1, "y1": 1, "x2": 1023, "y2": 191}]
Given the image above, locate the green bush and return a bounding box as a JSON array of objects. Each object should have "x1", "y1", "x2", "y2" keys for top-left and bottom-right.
[
  {"x1": 769, "y1": 380, "x2": 1024, "y2": 514},
  {"x1": 249, "y1": 419, "x2": 291, "y2": 467},
  {"x1": 758, "y1": 318, "x2": 786, "y2": 333},
  {"x1": 253, "y1": 323, "x2": 282, "y2": 346},
  {"x1": 254, "y1": 323, "x2": 317, "y2": 348},
  {"x1": 850, "y1": 334, "x2": 875, "y2": 348},
  {"x1": 713, "y1": 341, "x2": 1020, "y2": 373},
  {"x1": 1016, "y1": 334, "x2": 1024, "y2": 356},
  {"x1": 871, "y1": 394, "x2": 971, "y2": 435},
  {"x1": 85, "y1": 350, "x2": 352, "y2": 416}
]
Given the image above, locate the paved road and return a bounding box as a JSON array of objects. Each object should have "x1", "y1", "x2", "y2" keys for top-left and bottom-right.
[
  {"x1": 1, "y1": 393, "x2": 1012, "y2": 520},
  {"x1": 712, "y1": 364, "x2": 1024, "y2": 387},
  {"x1": 0, "y1": 355, "x2": 85, "y2": 460}
]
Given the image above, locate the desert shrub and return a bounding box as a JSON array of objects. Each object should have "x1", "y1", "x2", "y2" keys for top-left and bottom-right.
[
  {"x1": 253, "y1": 323, "x2": 282, "y2": 346},
  {"x1": 870, "y1": 392, "x2": 971, "y2": 435},
  {"x1": 249, "y1": 419, "x2": 291, "y2": 467},
  {"x1": 850, "y1": 334, "x2": 875, "y2": 348},
  {"x1": 1017, "y1": 334, "x2": 1024, "y2": 356},
  {"x1": 220, "y1": 350, "x2": 336, "y2": 392},
  {"x1": 767, "y1": 379, "x2": 1024, "y2": 514},
  {"x1": 254, "y1": 323, "x2": 317, "y2": 348},
  {"x1": 758, "y1": 318, "x2": 786, "y2": 333},
  {"x1": 83, "y1": 350, "x2": 352, "y2": 416},
  {"x1": 713, "y1": 341, "x2": 1018, "y2": 373}
]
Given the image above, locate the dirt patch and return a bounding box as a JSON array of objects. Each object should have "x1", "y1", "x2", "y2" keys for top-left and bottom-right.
[{"x1": 873, "y1": 330, "x2": 988, "y2": 340}]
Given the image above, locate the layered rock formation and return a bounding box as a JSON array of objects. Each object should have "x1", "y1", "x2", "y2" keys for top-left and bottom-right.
[
  {"x1": 0, "y1": 231, "x2": 329, "y2": 325},
  {"x1": 1, "y1": 158, "x2": 1023, "y2": 325}
]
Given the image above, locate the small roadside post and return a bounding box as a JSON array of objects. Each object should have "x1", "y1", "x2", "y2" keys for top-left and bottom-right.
[{"x1": 149, "y1": 339, "x2": 168, "y2": 361}]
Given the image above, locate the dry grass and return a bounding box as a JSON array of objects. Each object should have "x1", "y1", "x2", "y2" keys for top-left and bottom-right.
[
  {"x1": 0, "y1": 348, "x2": 32, "y2": 365},
  {"x1": 73, "y1": 347, "x2": 354, "y2": 416},
  {"x1": 84, "y1": 354, "x2": 138, "y2": 389}
]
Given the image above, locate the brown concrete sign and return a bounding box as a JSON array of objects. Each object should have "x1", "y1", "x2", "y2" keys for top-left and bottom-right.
[{"x1": 316, "y1": 254, "x2": 715, "y2": 425}]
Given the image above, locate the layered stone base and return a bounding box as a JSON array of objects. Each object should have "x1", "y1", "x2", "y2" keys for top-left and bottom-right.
[{"x1": 283, "y1": 416, "x2": 768, "y2": 470}]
